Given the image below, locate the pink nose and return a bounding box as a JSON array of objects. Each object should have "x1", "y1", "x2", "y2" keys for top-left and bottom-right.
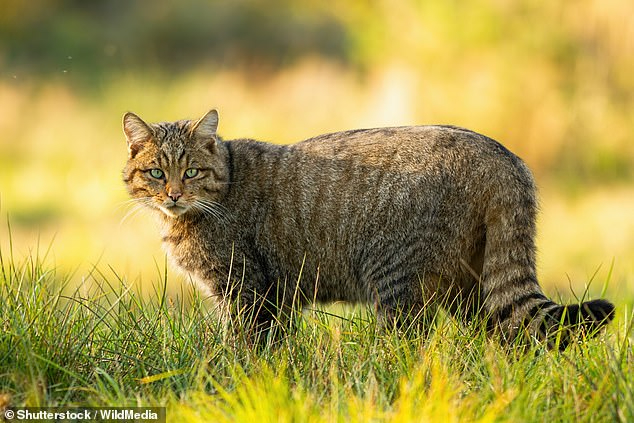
[{"x1": 168, "y1": 191, "x2": 182, "y2": 202}]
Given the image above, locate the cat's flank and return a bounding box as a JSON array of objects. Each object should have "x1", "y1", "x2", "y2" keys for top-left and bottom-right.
[{"x1": 122, "y1": 109, "x2": 614, "y2": 349}]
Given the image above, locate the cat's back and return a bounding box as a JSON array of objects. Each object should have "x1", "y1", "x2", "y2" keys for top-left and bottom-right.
[
  {"x1": 228, "y1": 124, "x2": 530, "y2": 197},
  {"x1": 276, "y1": 125, "x2": 526, "y2": 185},
  {"x1": 293, "y1": 125, "x2": 518, "y2": 168}
]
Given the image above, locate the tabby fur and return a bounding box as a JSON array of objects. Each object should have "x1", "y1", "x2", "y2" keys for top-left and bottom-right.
[{"x1": 122, "y1": 109, "x2": 614, "y2": 349}]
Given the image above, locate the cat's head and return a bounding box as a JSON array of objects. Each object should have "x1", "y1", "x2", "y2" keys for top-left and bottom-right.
[{"x1": 122, "y1": 110, "x2": 229, "y2": 218}]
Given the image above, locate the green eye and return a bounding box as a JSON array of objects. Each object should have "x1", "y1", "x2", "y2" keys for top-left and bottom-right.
[
  {"x1": 149, "y1": 169, "x2": 164, "y2": 179},
  {"x1": 184, "y1": 168, "x2": 199, "y2": 179}
]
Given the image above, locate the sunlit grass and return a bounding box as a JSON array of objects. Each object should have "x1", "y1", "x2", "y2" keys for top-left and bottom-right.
[
  {"x1": 1, "y1": 246, "x2": 632, "y2": 421},
  {"x1": 2, "y1": 1, "x2": 634, "y2": 420}
]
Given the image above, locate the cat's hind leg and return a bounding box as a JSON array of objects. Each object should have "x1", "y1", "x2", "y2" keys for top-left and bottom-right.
[{"x1": 372, "y1": 274, "x2": 439, "y2": 337}]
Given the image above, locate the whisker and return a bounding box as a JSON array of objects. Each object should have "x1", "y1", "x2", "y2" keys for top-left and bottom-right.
[
  {"x1": 198, "y1": 198, "x2": 232, "y2": 219},
  {"x1": 120, "y1": 206, "x2": 142, "y2": 225},
  {"x1": 119, "y1": 198, "x2": 153, "y2": 225},
  {"x1": 114, "y1": 198, "x2": 145, "y2": 211},
  {"x1": 193, "y1": 202, "x2": 224, "y2": 222},
  {"x1": 192, "y1": 198, "x2": 233, "y2": 223}
]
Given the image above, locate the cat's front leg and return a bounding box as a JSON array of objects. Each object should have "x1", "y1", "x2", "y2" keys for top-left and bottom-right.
[{"x1": 220, "y1": 273, "x2": 301, "y2": 347}]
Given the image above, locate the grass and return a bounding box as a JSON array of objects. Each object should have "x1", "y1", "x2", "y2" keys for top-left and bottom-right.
[
  {"x1": 1, "y1": 240, "x2": 632, "y2": 422},
  {"x1": 1, "y1": 73, "x2": 632, "y2": 423},
  {"x1": 3, "y1": 3, "x2": 634, "y2": 419}
]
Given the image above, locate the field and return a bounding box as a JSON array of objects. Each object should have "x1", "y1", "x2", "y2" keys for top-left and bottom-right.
[
  {"x1": 1, "y1": 69, "x2": 633, "y2": 422},
  {"x1": 1, "y1": 244, "x2": 633, "y2": 422},
  {"x1": 2, "y1": 1, "x2": 634, "y2": 421}
]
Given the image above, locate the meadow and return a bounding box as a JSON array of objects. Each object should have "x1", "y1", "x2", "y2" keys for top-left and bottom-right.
[
  {"x1": 1, "y1": 237, "x2": 633, "y2": 422},
  {"x1": 1, "y1": 68, "x2": 633, "y2": 423},
  {"x1": 2, "y1": 1, "x2": 634, "y2": 421}
]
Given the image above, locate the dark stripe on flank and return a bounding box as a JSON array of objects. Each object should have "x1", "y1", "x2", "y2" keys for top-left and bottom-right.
[
  {"x1": 527, "y1": 301, "x2": 547, "y2": 320},
  {"x1": 375, "y1": 274, "x2": 410, "y2": 306}
]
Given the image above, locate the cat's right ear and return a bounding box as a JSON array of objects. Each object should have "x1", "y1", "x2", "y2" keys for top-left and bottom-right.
[
  {"x1": 190, "y1": 109, "x2": 219, "y2": 153},
  {"x1": 123, "y1": 112, "x2": 153, "y2": 159}
]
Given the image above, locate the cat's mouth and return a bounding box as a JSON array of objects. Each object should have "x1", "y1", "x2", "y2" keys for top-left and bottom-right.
[{"x1": 160, "y1": 203, "x2": 190, "y2": 218}]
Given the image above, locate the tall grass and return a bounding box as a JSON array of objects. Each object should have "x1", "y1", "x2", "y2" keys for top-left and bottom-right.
[
  {"x1": 1, "y1": 238, "x2": 632, "y2": 422},
  {"x1": 2, "y1": 2, "x2": 633, "y2": 419}
]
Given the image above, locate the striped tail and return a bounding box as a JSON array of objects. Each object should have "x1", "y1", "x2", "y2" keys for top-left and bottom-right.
[{"x1": 480, "y1": 160, "x2": 614, "y2": 349}]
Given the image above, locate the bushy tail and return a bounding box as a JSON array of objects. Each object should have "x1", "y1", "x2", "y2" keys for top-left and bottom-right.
[
  {"x1": 528, "y1": 299, "x2": 615, "y2": 350},
  {"x1": 480, "y1": 160, "x2": 614, "y2": 349}
]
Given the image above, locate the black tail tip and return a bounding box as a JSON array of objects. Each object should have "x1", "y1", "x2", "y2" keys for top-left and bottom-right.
[
  {"x1": 564, "y1": 299, "x2": 615, "y2": 330},
  {"x1": 581, "y1": 299, "x2": 615, "y2": 324},
  {"x1": 547, "y1": 299, "x2": 615, "y2": 351}
]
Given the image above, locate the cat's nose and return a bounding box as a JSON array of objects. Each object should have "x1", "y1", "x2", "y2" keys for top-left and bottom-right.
[{"x1": 168, "y1": 191, "x2": 182, "y2": 202}]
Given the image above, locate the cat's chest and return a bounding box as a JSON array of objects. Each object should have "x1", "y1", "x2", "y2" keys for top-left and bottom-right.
[{"x1": 161, "y1": 226, "x2": 226, "y2": 285}]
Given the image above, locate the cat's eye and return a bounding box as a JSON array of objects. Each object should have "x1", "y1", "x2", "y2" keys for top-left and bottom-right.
[
  {"x1": 184, "y1": 168, "x2": 199, "y2": 179},
  {"x1": 148, "y1": 168, "x2": 164, "y2": 179}
]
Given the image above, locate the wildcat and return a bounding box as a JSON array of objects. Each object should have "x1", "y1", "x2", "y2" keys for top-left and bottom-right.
[{"x1": 122, "y1": 109, "x2": 614, "y2": 349}]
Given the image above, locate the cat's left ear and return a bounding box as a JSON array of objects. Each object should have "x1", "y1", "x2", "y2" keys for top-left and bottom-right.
[
  {"x1": 190, "y1": 109, "x2": 219, "y2": 152},
  {"x1": 123, "y1": 112, "x2": 153, "y2": 159}
]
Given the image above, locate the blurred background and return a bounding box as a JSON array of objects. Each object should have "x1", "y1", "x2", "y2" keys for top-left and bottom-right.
[{"x1": 1, "y1": 0, "x2": 633, "y2": 299}]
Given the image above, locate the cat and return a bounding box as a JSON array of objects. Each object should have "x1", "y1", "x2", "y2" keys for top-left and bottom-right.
[{"x1": 122, "y1": 109, "x2": 614, "y2": 349}]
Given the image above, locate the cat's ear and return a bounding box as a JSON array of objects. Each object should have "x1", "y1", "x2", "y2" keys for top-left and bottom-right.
[
  {"x1": 190, "y1": 109, "x2": 219, "y2": 152},
  {"x1": 123, "y1": 112, "x2": 153, "y2": 158}
]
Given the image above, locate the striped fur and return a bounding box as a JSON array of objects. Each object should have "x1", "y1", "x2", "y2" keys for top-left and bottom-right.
[{"x1": 122, "y1": 110, "x2": 614, "y2": 347}]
